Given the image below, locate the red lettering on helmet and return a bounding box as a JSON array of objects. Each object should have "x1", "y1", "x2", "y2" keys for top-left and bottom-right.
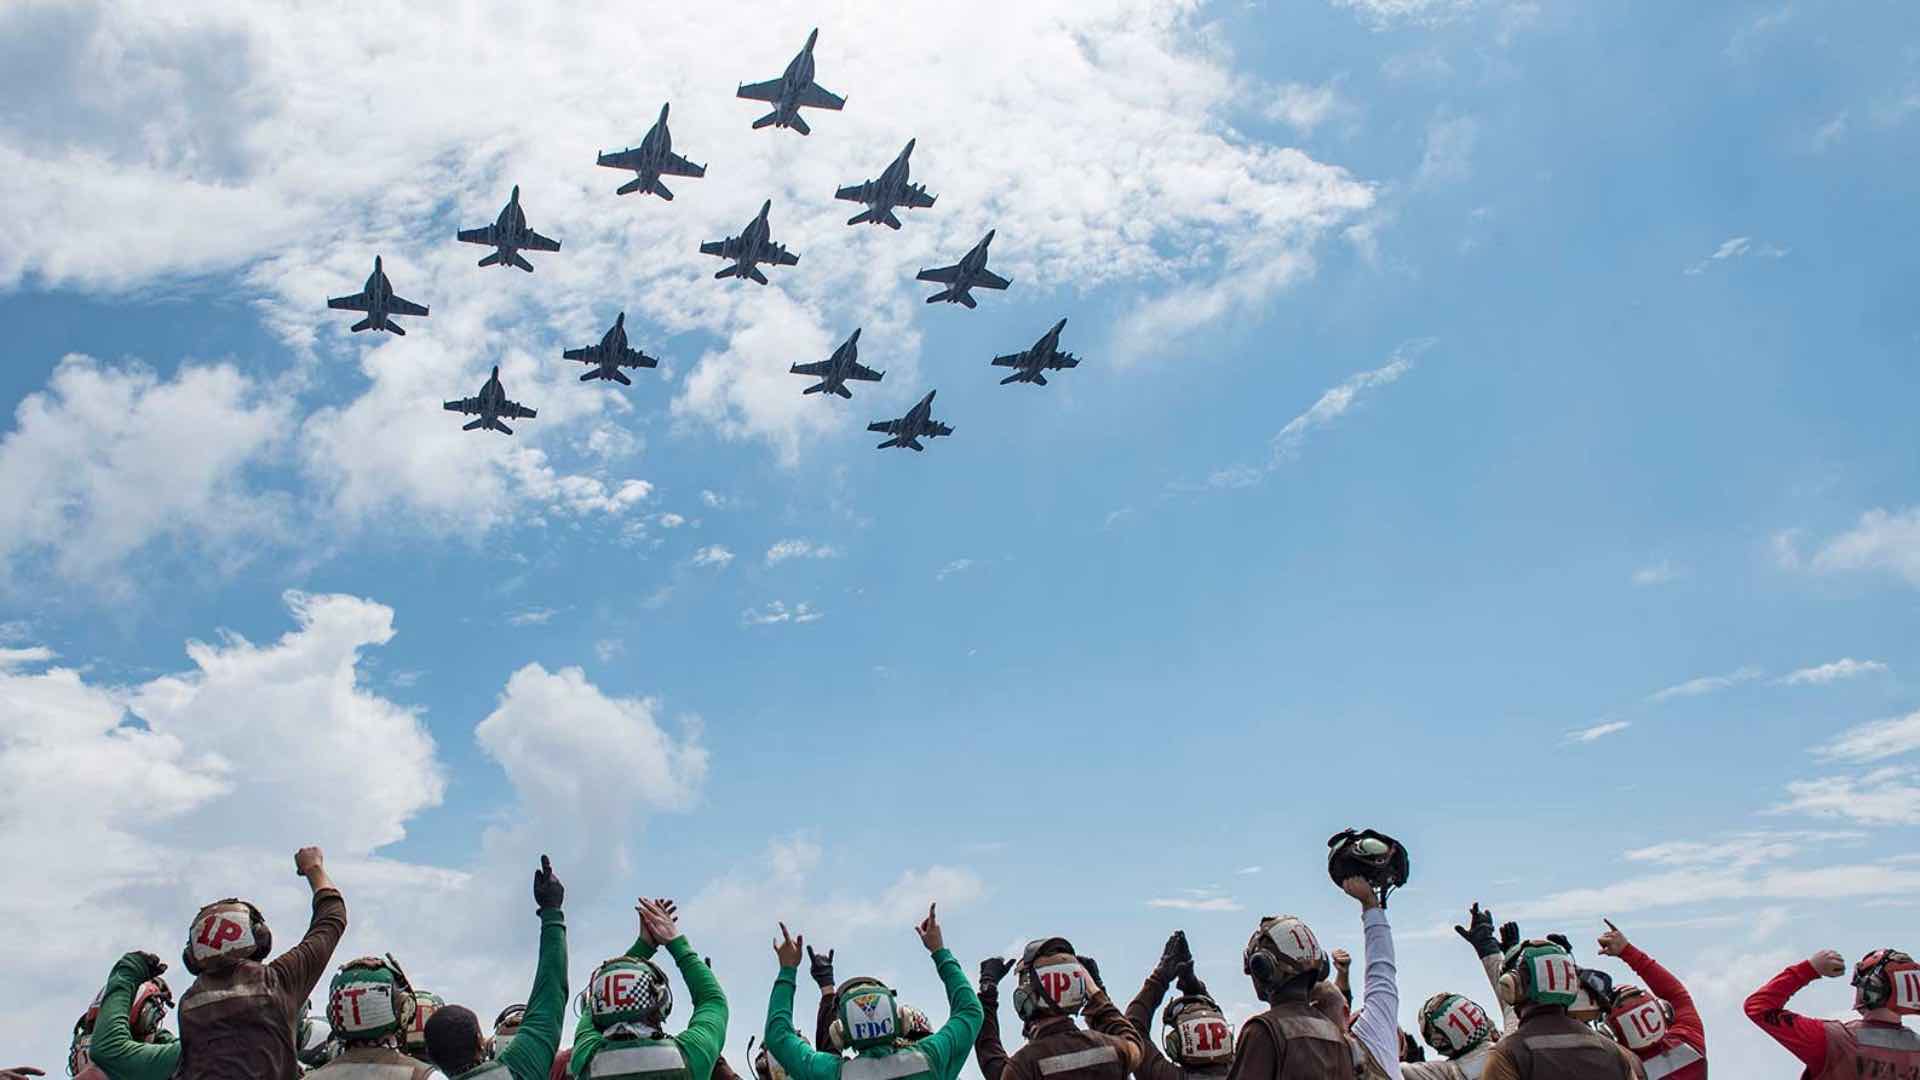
[
  {"x1": 197, "y1": 916, "x2": 245, "y2": 952},
  {"x1": 608, "y1": 971, "x2": 635, "y2": 1007},
  {"x1": 340, "y1": 986, "x2": 369, "y2": 1025}
]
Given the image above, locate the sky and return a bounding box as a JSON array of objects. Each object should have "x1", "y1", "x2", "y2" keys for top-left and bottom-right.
[{"x1": 2, "y1": 0, "x2": 1918, "y2": 1074}]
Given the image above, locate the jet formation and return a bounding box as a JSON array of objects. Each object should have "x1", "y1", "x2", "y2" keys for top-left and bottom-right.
[
  {"x1": 326, "y1": 26, "x2": 1085, "y2": 453},
  {"x1": 444, "y1": 367, "x2": 537, "y2": 435},
  {"x1": 457, "y1": 186, "x2": 562, "y2": 272},
  {"x1": 597, "y1": 103, "x2": 707, "y2": 200},
  {"x1": 790, "y1": 328, "x2": 883, "y2": 399},
  {"x1": 735, "y1": 29, "x2": 846, "y2": 135}
]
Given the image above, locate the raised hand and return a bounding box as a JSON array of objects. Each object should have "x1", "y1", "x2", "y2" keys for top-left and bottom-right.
[
  {"x1": 294, "y1": 846, "x2": 325, "y2": 878},
  {"x1": 979, "y1": 956, "x2": 1015, "y2": 993},
  {"x1": 1596, "y1": 919, "x2": 1628, "y2": 958},
  {"x1": 1811, "y1": 949, "x2": 1847, "y2": 978},
  {"x1": 775, "y1": 922, "x2": 805, "y2": 969},
  {"x1": 638, "y1": 897, "x2": 679, "y2": 945},
  {"x1": 1340, "y1": 875, "x2": 1381, "y2": 910},
  {"x1": 131, "y1": 951, "x2": 168, "y2": 979},
  {"x1": 1156, "y1": 930, "x2": 1192, "y2": 977},
  {"x1": 1173, "y1": 961, "x2": 1205, "y2": 996},
  {"x1": 1455, "y1": 903, "x2": 1500, "y2": 957},
  {"x1": 532, "y1": 855, "x2": 564, "y2": 910},
  {"x1": 1331, "y1": 948, "x2": 1352, "y2": 973},
  {"x1": 915, "y1": 904, "x2": 943, "y2": 953},
  {"x1": 807, "y1": 945, "x2": 836, "y2": 989},
  {"x1": 1499, "y1": 921, "x2": 1521, "y2": 954}
]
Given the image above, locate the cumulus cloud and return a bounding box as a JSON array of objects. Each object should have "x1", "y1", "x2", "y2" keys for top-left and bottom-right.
[
  {"x1": 1801, "y1": 508, "x2": 1920, "y2": 586},
  {"x1": 766, "y1": 538, "x2": 842, "y2": 565},
  {"x1": 0, "y1": 356, "x2": 293, "y2": 586},
  {"x1": 1814, "y1": 711, "x2": 1920, "y2": 764},
  {"x1": 1333, "y1": 0, "x2": 1480, "y2": 29},
  {"x1": 1781, "y1": 658, "x2": 1888, "y2": 686},
  {"x1": 690, "y1": 544, "x2": 736, "y2": 569},
  {"x1": 1774, "y1": 768, "x2": 1920, "y2": 827}
]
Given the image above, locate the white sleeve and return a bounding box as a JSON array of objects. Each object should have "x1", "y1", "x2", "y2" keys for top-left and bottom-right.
[{"x1": 1353, "y1": 907, "x2": 1405, "y2": 1080}]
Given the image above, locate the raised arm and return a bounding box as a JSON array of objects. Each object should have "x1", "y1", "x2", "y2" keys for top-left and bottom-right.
[
  {"x1": 807, "y1": 946, "x2": 838, "y2": 1052},
  {"x1": 666, "y1": 933, "x2": 729, "y2": 1080},
  {"x1": 86, "y1": 953, "x2": 182, "y2": 1080},
  {"x1": 1082, "y1": 979, "x2": 1146, "y2": 1074},
  {"x1": 766, "y1": 924, "x2": 844, "y2": 1080},
  {"x1": 269, "y1": 846, "x2": 349, "y2": 1004},
  {"x1": 1341, "y1": 878, "x2": 1403, "y2": 1080},
  {"x1": 972, "y1": 958, "x2": 1015, "y2": 1080},
  {"x1": 1456, "y1": 904, "x2": 1517, "y2": 1032},
  {"x1": 1745, "y1": 954, "x2": 1839, "y2": 1073},
  {"x1": 500, "y1": 857, "x2": 570, "y2": 1080},
  {"x1": 1597, "y1": 921, "x2": 1702, "y2": 1050}
]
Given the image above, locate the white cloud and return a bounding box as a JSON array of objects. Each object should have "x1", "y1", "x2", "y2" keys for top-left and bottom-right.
[
  {"x1": 0, "y1": 356, "x2": 293, "y2": 585},
  {"x1": 593, "y1": 638, "x2": 624, "y2": 662},
  {"x1": 1726, "y1": 5, "x2": 1794, "y2": 60},
  {"x1": 657, "y1": 512, "x2": 687, "y2": 528},
  {"x1": 1264, "y1": 82, "x2": 1341, "y2": 134},
  {"x1": 1781, "y1": 658, "x2": 1888, "y2": 686},
  {"x1": 1684, "y1": 236, "x2": 1789, "y2": 275},
  {"x1": 1147, "y1": 895, "x2": 1244, "y2": 912},
  {"x1": 1812, "y1": 111, "x2": 1849, "y2": 152},
  {"x1": 690, "y1": 544, "x2": 735, "y2": 569},
  {"x1": 1417, "y1": 113, "x2": 1479, "y2": 185},
  {"x1": 1333, "y1": 0, "x2": 1479, "y2": 29},
  {"x1": 1813, "y1": 711, "x2": 1920, "y2": 764},
  {"x1": 1648, "y1": 666, "x2": 1763, "y2": 703},
  {"x1": 1195, "y1": 340, "x2": 1428, "y2": 491},
  {"x1": 1802, "y1": 507, "x2": 1920, "y2": 586},
  {"x1": 1506, "y1": 856, "x2": 1920, "y2": 922},
  {"x1": 1774, "y1": 768, "x2": 1920, "y2": 827},
  {"x1": 742, "y1": 601, "x2": 824, "y2": 626},
  {"x1": 507, "y1": 607, "x2": 557, "y2": 627},
  {"x1": 766, "y1": 538, "x2": 842, "y2": 565},
  {"x1": 0, "y1": 646, "x2": 57, "y2": 669},
  {"x1": 936, "y1": 559, "x2": 976, "y2": 582},
  {"x1": 1632, "y1": 560, "x2": 1682, "y2": 587},
  {"x1": 700, "y1": 491, "x2": 731, "y2": 510},
  {"x1": 1567, "y1": 720, "x2": 1631, "y2": 743},
  {"x1": 1238, "y1": 865, "x2": 1263, "y2": 875},
  {"x1": 1622, "y1": 830, "x2": 1863, "y2": 871}
]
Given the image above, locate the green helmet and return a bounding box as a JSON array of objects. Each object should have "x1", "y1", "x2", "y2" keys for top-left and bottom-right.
[
  {"x1": 833, "y1": 978, "x2": 903, "y2": 1051},
  {"x1": 326, "y1": 957, "x2": 414, "y2": 1043}
]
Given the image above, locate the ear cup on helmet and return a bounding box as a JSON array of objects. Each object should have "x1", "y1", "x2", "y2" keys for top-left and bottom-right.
[{"x1": 828, "y1": 1020, "x2": 847, "y2": 1052}]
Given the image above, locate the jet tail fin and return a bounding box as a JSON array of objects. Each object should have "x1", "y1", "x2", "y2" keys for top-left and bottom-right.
[
  {"x1": 580, "y1": 370, "x2": 602, "y2": 382},
  {"x1": 906, "y1": 438, "x2": 925, "y2": 451},
  {"x1": 881, "y1": 210, "x2": 902, "y2": 230},
  {"x1": 925, "y1": 289, "x2": 950, "y2": 305},
  {"x1": 612, "y1": 370, "x2": 632, "y2": 386},
  {"x1": 495, "y1": 420, "x2": 514, "y2": 435},
  {"x1": 1000, "y1": 372, "x2": 1029, "y2": 386},
  {"x1": 350, "y1": 316, "x2": 376, "y2": 332},
  {"x1": 616, "y1": 176, "x2": 647, "y2": 196},
  {"x1": 383, "y1": 318, "x2": 406, "y2": 336},
  {"x1": 463, "y1": 418, "x2": 486, "y2": 430},
  {"x1": 752, "y1": 110, "x2": 781, "y2": 130},
  {"x1": 478, "y1": 252, "x2": 503, "y2": 268},
  {"x1": 847, "y1": 208, "x2": 878, "y2": 227},
  {"x1": 746, "y1": 266, "x2": 769, "y2": 285},
  {"x1": 957, "y1": 292, "x2": 977, "y2": 309},
  {"x1": 653, "y1": 180, "x2": 673, "y2": 201},
  {"x1": 1032, "y1": 373, "x2": 1048, "y2": 386},
  {"x1": 510, "y1": 253, "x2": 535, "y2": 272},
  {"x1": 835, "y1": 385, "x2": 852, "y2": 399},
  {"x1": 803, "y1": 383, "x2": 826, "y2": 395},
  {"x1": 789, "y1": 113, "x2": 811, "y2": 136},
  {"x1": 713, "y1": 265, "x2": 740, "y2": 280}
]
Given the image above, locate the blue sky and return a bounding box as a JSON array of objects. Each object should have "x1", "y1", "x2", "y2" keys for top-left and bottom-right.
[{"x1": 3, "y1": 0, "x2": 1918, "y2": 1074}]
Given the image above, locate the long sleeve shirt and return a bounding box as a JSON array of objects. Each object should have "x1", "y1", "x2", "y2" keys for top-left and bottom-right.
[
  {"x1": 572, "y1": 934, "x2": 728, "y2": 1080},
  {"x1": 998, "y1": 991, "x2": 1143, "y2": 1080},
  {"x1": 1616, "y1": 945, "x2": 1705, "y2": 1078},
  {"x1": 1744, "y1": 961, "x2": 1834, "y2": 1072},
  {"x1": 88, "y1": 954, "x2": 183, "y2": 1080},
  {"x1": 974, "y1": 987, "x2": 1013, "y2": 1080},
  {"x1": 766, "y1": 949, "x2": 982, "y2": 1080},
  {"x1": 177, "y1": 886, "x2": 348, "y2": 1080},
  {"x1": 1123, "y1": 969, "x2": 1185, "y2": 1080},
  {"x1": 1348, "y1": 908, "x2": 1402, "y2": 1080},
  {"x1": 464, "y1": 908, "x2": 568, "y2": 1080}
]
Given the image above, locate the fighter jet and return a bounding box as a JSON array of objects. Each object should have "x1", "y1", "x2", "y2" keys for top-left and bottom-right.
[
  {"x1": 916, "y1": 231, "x2": 1011, "y2": 308},
  {"x1": 456, "y1": 186, "x2": 562, "y2": 272},
  {"x1": 596, "y1": 103, "x2": 707, "y2": 200},
  {"x1": 444, "y1": 366, "x2": 537, "y2": 435},
  {"x1": 735, "y1": 28, "x2": 845, "y2": 135},
  {"x1": 868, "y1": 390, "x2": 952, "y2": 452},
  {"x1": 699, "y1": 200, "x2": 799, "y2": 284},
  {"x1": 326, "y1": 256, "x2": 429, "y2": 334},
  {"x1": 990, "y1": 318, "x2": 1080, "y2": 386},
  {"x1": 563, "y1": 312, "x2": 658, "y2": 386},
  {"x1": 834, "y1": 139, "x2": 936, "y2": 229},
  {"x1": 790, "y1": 328, "x2": 883, "y2": 399}
]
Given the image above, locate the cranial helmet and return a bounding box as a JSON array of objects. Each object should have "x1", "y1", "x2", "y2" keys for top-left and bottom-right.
[
  {"x1": 326, "y1": 956, "x2": 417, "y2": 1044},
  {"x1": 1497, "y1": 941, "x2": 1580, "y2": 1009},
  {"x1": 400, "y1": 990, "x2": 442, "y2": 1056},
  {"x1": 1243, "y1": 916, "x2": 1330, "y2": 997},
  {"x1": 493, "y1": 1002, "x2": 527, "y2": 1056},
  {"x1": 1013, "y1": 938, "x2": 1091, "y2": 1022},
  {"x1": 129, "y1": 977, "x2": 175, "y2": 1041},
  {"x1": 1160, "y1": 994, "x2": 1234, "y2": 1067},
  {"x1": 831, "y1": 977, "x2": 904, "y2": 1051},
  {"x1": 183, "y1": 898, "x2": 272, "y2": 975},
  {"x1": 1853, "y1": 949, "x2": 1920, "y2": 1014},
  {"x1": 754, "y1": 1030, "x2": 805, "y2": 1080},
  {"x1": 67, "y1": 1029, "x2": 92, "y2": 1077},
  {"x1": 897, "y1": 1003, "x2": 932, "y2": 1042},
  {"x1": 1326, "y1": 829, "x2": 1411, "y2": 906},
  {"x1": 587, "y1": 956, "x2": 674, "y2": 1034},
  {"x1": 1419, "y1": 993, "x2": 1494, "y2": 1058},
  {"x1": 1603, "y1": 984, "x2": 1674, "y2": 1051}
]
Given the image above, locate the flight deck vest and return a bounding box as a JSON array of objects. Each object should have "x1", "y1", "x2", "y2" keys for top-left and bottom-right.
[
  {"x1": 1495, "y1": 1012, "x2": 1635, "y2": 1080},
  {"x1": 307, "y1": 1044, "x2": 440, "y2": 1080},
  {"x1": 1635, "y1": 1038, "x2": 1703, "y2": 1080},
  {"x1": 840, "y1": 1047, "x2": 933, "y2": 1080},
  {"x1": 1815, "y1": 1019, "x2": 1920, "y2": 1080},
  {"x1": 1245, "y1": 1004, "x2": 1349, "y2": 1080},
  {"x1": 587, "y1": 1038, "x2": 694, "y2": 1080},
  {"x1": 1349, "y1": 1038, "x2": 1391, "y2": 1080},
  {"x1": 1013, "y1": 1026, "x2": 1128, "y2": 1080}
]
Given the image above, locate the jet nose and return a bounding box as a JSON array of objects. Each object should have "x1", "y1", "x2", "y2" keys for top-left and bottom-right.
[
  {"x1": 806, "y1": 27, "x2": 819, "y2": 49},
  {"x1": 849, "y1": 327, "x2": 861, "y2": 342},
  {"x1": 510, "y1": 184, "x2": 520, "y2": 201},
  {"x1": 615, "y1": 311, "x2": 625, "y2": 325},
  {"x1": 374, "y1": 255, "x2": 383, "y2": 270},
  {"x1": 983, "y1": 229, "x2": 995, "y2": 245},
  {"x1": 903, "y1": 138, "x2": 916, "y2": 155},
  {"x1": 760, "y1": 198, "x2": 772, "y2": 215},
  {"x1": 491, "y1": 365, "x2": 500, "y2": 377},
  {"x1": 659, "y1": 102, "x2": 670, "y2": 122}
]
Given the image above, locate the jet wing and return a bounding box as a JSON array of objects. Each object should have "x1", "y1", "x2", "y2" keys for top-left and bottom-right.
[
  {"x1": 989, "y1": 352, "x2": 1027, "y2": 368},
  {"x1": 1047, "y1": 352, "x2": 1080, "y2": 371},
  {"x1": 326, "y1": 291, "x2": 371, "y2": 312},
  {"x1": 833, "y1": 182, "x2": 869, "y2": 203},
  {"x1": 974, "y1": 269, "x2": 1011, "y2": 290},
  {"x1": 597, "y1": 148, "x2": 644, "y2": 170},
  {"x1": 770, "y1": 244, "x2": 800, "y2": 267},
  {"x1": 620, "y1": 348, "x2": 659, "y2": 369},
  {"x1": 849, "y1": 362, "x2": 883, "y2": 382},
  {"x1": 929, "y1": 421, "x2": 954, "y2": 437},
  {"x1": 388, "y1": 295, "x2": 429, "y2": 317},
  {"x1": 504, "y1": 400, "x2": 538, "y2": 420},
  {"x1": 456, "y1": 225, "x2": 497, "y2": 245},
  {"x1": 915, "y1": 264, "x2": 961, "y2": 284},
  {"x1": 797, "y1": 83, "x2": 845, "y2": 110},
  {"x1": 444, "y1": 397, "x2": 482, "y2": 415},
  {"x1": 790, "y1": 360, "x2": 833, "y2": 377},
  {"x1": 523, "y1": 231, "x2": 562, "y2": 253},
  {"x1": 562, "y1": 346, "x2": 596, "y2": 362},
  {"x1": 736, "y1": 78, "x2": 785, "y2": 103},
  {"x1": 905, "y1": 187, "x2": 937, "y2": 210},
  {"x1": 660, "y1": 152, "x2": 706, "y2": 178},
  {"x1": 867, "y1": 419, "x2": 904, "y2": 435},
  {"x1": 699, "y1": 239, "x2": 735, "y2": 257}
]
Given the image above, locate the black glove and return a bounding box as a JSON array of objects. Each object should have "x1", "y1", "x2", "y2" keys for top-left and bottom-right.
[
  {"x1": 1400, "y1": 1030, "x2": 1426, "y2": 1063},
  {"x1": 1156, "y1": 930, "x2": 1192, "y2": 977},
  {"x1": 1498, "y1": 921, "x2": 1520, "y2": 954},
  {"x1": 1174, "y1": 962, "x2": 1206, "y2": 997},
  {"x1": 1454, "y1": 903, "x2": 1500, "y2": 958},
  {"x1": 1546, "y1": 933, "x2": 1574, "y2": 957},
  {"x1": 807, "y1": 945, "x2": 836, "y2": 989},
  {"x1": 980, "y1": 956, "x2": 1015, "y2": 993},
  {"x1": 129, "y1": 950, "x2": 168, "y2": 979},
  {"x1": 1077, "y1": 955, "x2": 1104, "y2": 994},
  {"x1": 533, "y1": 854, "x2": 564, "y2": 910}
]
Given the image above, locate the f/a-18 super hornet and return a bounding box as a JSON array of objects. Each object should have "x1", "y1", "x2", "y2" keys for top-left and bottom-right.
[
  {"x1": 790, "y1": 328, "x2": 883, "y2": 398},
  {"x1": 564, "y1": 312, "x2": 658, "y2": 386},
  {"x1": 456, "y1": 186, "x2": 562, "y2": 272},
  {"x1": 326, "y1": 256, "x2": 429, "y2": 334},
  {"x1": 596, "y1": 103, "x2": 707, "y2": 200},
  {"x1": 868, "y1": 390, "x2": 952, "y2": 452},
  {"x1": 736, "y1": 28, "x2": 845, "y2": 135},
  {"x1": 444, "y1": 366, "x2": 537, "y2": 435},
  {"x1": 991, "y1": 318, "x2": 1079, "y2": 386},
  {"x1": 699, "y1": 199, "x2": 799, "y2": 284},
  {"x1": 916, "y1": 231, "x2": 1010, "y2": 308},
  {"x1": 834, "y1": 139, "x2": 936, "y2": 229}
]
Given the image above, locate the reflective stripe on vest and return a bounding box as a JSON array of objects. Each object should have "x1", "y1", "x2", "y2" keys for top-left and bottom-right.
[
  {"x1": 1037, "y1": 1046, "x2": 1119, "y2": 1075},
  {"x1": 1523, "y1": 1033, "x2": 1598, "y2": 1050},
  {"x1": 1640, "y1": 1042, "x2": 1702, "y2": 1079},
  {"x1": 1457, "y1": 1054, "x2": 1486, "y2": 1080},
  {"x1": 310, "y1": 1063, "x2": 422, "y2": 1080},
  {"x1": 1268, "y1": 1014, "x2": 1344, "y2": 1043},
  {"x1": 180, "y1": 981, "x2": 273, "y2": 1012},
  {"x1": 841, "y1": 1050, "x2": 932, "y2": 1080},
  {"x1": 1854, "y1": 1025, "x2": 1920, "y2": 1051},
  {"x1": 590, "y1": 1041, "x2": 692, "y2": 1080}
]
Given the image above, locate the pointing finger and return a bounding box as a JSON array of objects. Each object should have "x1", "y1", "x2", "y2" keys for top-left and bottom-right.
[{"x1": 1603, "y1": 918, "x2": 1619, "y2": 933}]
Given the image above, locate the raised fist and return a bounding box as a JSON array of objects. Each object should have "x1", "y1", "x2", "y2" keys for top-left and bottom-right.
[
  {"x1": 294, "y1": 847, "x2": 325, "y2": 877},
  {"x1": 1811, "y1": 949, "x2": 1847, "y2": 978},
  {"x1": 532, "y1": 855, "x2": 564, "y2": 910}
]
